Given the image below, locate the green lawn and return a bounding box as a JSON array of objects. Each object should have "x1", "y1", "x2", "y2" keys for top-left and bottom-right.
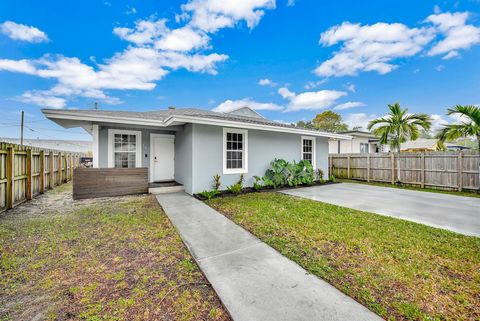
[
  {"x1": 338, "y1": 179, "x2": 480, "y2": 198},
  {"x1": 207, "y1": 192, "x2": 480, "y2": 321},
  {"x1": 0, "y1": 184, "x2": 230, "y2": 321}
]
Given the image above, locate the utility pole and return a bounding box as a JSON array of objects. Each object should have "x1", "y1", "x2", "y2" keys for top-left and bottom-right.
[{"x1": 20, "y1": 110, "x2": 24, "y2": 146}]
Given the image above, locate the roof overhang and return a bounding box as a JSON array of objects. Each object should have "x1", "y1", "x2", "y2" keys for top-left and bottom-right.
[{"x1": 42, "y1": 109, "x2": 352, "y2": 140}]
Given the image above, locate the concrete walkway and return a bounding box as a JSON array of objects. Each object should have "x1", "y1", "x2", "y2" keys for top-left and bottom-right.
[
  {"x1": 156, "y1": 192, "x2": 381, "y2": 321},
  {"x1": 282, "y1": 183, "x2": 480, "y2": 237}
]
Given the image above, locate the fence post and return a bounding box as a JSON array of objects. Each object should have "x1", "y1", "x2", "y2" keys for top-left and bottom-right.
[
  {"x1": 26, "y1": 148, "x2": 33, "y2": 200},
  {"x1": 347, "y1": 154, "x2": 351, "y2": 179},
  {"x1": 6, "y1": 146, "x2": 14, "y2": 209},
  {"x1": 39, "y1": 150, "x2": 45, "y2": 194},
  {"x1": 49, "y1": 152, "x2": 54, "y2": 188},
  {"x1": 367, "y1": 154, "x2": 371, "y2": 182},
  {"x1": 329, "y1": 155, "x2": 333, "y2": 178},
  {"x1": 421, "y1": 152, "x2": 425, "y2": 189},
  {"x1": 57, "y1": 152, "x2": 62, "y2": 185},
  {"x1": 391, "y1": 153, "x2": 395, "y2": 184},
  {"x1": 458, "y1": 152, "x2": 463, "y2": 192}
]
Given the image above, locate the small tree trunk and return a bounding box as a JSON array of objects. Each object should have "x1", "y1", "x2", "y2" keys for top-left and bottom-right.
[{"x1": 397, "y1": 150, "x2": 401, "y2": 183}]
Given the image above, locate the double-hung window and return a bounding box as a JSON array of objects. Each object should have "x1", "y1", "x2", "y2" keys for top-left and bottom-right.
[
  {"x1": 223, "y1": 128, "x2": 248, "y2": 174},
  {"x1": 360, "y1": 143, "x2": 370, "y2": 154},
  {"x1": 301, "y1": 136, "x2": 316, "y2": 168},
  {"x1": 108, "y1": 129, "x2": 142, "y2": 168}
]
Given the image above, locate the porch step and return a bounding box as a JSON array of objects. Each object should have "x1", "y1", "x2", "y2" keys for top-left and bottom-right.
[{"x1": 149, "y1": 185, "x2": 185, "y2": 194}]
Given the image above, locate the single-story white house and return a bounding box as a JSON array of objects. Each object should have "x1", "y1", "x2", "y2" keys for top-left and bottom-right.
[
  {"x1": 43, "y1": 106, "x2": 351, "y2": 194},
  {"x1": 329, "y1": 130, "x2": 389, "y2": 154}
]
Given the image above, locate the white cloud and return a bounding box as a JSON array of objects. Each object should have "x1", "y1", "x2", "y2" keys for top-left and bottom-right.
[
  {"x1": 426, "y1": 12, "x2": 480, "y2": 59},
  {"x1": 315, "y1": 21, "x2": 435, "y2": 77},
  {"x1": 0, "y1": 21, "x2": 49, "y2": 43},
  {"x1": 344, "y1": 113, "x2": 378, "y2": 130},
  {"x1": 181, "y1": 0, "x2": 276, "y2": 33},
  {"x1": 433, "y1": 5, "x2": 441, "y2": 14},
  {"x1": 304, "y1": 79, "x2": 327, "y2": 89},
  {"x1": 258, "y1": 78, "x2": 277, "y2": 87},
  {"x1": 286, "y1": 0, "x2": 295, "y2": 7},
  {"x1": 213, "y1": 98, "x2": 283, "y2": 112},
  {"x1": 436, "y1": 64, "x2": 445, "y2": 71},
  {"x1": 344, "y1": 82, "x2": 355, "y2": 93},
  {"x1": 21, "y1": 91, "x2": 66, "y2": 109},
  {"x1": 0, "y1": 0, "x2": 274, "y2": 108},
  {"x1": 113, "y1": 19, "x2": 168, "y2": 46},
  {"x1": 279, "y1": 87, "x2": 347, "y2": 112},
  {"x1": 124, "y1": 6, "x2": 137, "y2": 15},
  {"x1": 155, "y1": 26, "x2": 210, "y2": 51},
  {"x1": 315, "y1": 11, "x2": 480, "y2": 77},
  {"x1": 333, "y1": 101, "x2": 366, "y2": 110},
  {"x1": 0, "y1": 59, "x2": 37, "y2": 73}
]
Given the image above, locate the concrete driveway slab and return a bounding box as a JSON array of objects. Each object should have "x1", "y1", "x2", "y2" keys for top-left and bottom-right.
[
  {"x1": 281, "y1": 183, "x2": 480, "y2": 237},
  {"x1": 156, "y1": 192, "x2": 382, "y2": 321}
]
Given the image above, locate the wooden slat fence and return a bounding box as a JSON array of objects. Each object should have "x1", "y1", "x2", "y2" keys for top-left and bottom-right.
[
  {"x1": 329, "y1": 151, "x2": 480, "y2": 191},
  {"x1": 0, "y1": 142, "x2": 82, "y2": 213}
]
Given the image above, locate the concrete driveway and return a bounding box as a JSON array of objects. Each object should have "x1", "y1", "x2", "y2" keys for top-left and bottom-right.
[{"x1": 281, "y1": 183, "x2": 480, "y2": 237}]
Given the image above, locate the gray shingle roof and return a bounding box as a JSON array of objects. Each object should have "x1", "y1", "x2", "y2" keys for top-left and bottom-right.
[{"x1": 42, "y1": 107, "x2": 352, "y2": 139}]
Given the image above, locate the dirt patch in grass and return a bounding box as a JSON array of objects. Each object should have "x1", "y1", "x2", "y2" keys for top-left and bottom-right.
[
  {"x1": 0, "y1": 183, "x2": 230, "y2": 321},
  {"x1": 207, "y1": 192, "x2": 480, "y2": 321}
]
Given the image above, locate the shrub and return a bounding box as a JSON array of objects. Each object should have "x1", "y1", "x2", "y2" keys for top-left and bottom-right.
[
  {"x1": 329, "y1": 175, "x2": 336, "y2": 183},
  {"x1": 198, "y1": 190, "x2": 220, "y2": 200},
  {"x1": 253, "y1": 176, "x2": 263, "y2": 191},
  {"x1": 263, "y1": 159, "x2": 289, "y2": 188},
  {"x1": 212, "y1": 174, "x2": 221, "y2": 191},
  {"x1": 317, "y1": 168, "x2": 325, "y2": 183},
  {"x1": 227, "y1": 174, "x2": 244, "y2": 194}
]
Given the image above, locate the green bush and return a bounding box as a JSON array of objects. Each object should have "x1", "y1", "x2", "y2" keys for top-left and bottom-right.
[
  {"x1": 262, "y1": 158, "x2": 315, "y2": 188},
  {"x1": 227, "y1": 174, "x2": 244, "y2": 194},
  {"x1": 329, "y1": 175, "x2": 336, "y2": 183},
  {"x1": 212, "y1": 174, "x2": 221, "y2": 191},
  {"x1": 198, "y1": 190, "x2": 221, "y2": 199},
  {"x1": 253, "y1": 176, "x2": 263, "y2": 191},
  {"x1": 317, "y1": 168, "x2": 325, "y2": 183}
]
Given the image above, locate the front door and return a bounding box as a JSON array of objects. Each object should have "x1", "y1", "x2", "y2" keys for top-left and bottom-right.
[{"x1": 151, "y1": 135, "x2": 175, "y2": 182}]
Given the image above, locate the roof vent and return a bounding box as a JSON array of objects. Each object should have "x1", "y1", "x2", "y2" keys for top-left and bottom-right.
[{"x1": 168, "y1": 106, "x2": 176, "y2": 110}]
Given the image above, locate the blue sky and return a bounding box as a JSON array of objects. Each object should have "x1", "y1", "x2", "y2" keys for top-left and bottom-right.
[{"x1": 0, "y1": 0, "x2": 479, "y2": 140}]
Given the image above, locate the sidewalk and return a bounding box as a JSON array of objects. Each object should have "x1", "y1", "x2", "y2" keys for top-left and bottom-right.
[{"x1": 156, "y1": 192, "x2": 382, "y2": 321}]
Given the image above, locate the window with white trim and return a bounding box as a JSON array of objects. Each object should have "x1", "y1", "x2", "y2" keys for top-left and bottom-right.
[
  {"x1": 114, "y1": 134, "x2": 137, "y2": 168},
  {"x1": 223, "y1": 128, "x2": 248, "y2": 174},
  {"x1": 108, "y1": 129, "x2": 142, "y2": 168},
  {"x1": 360, "y1": 143, "x2": 370, "y2": 154},
  {"x1": 301, "y1": 136, "x2": 316, "y2": 167}
]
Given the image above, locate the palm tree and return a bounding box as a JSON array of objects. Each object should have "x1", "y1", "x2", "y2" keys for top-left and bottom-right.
[
  {"x1": 436, "y1": 105, "x2": 480, "y2": 150},
  {"x1": 367, "y1": 103, "x2": 432, "y2": 182}
]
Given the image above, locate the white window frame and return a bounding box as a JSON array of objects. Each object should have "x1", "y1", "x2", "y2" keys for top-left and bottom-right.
[
  {"x1": 301, "y1": 136, "x2": 316, "y2": 169},
  {"x1": 223, "y1": 128, "x2": 248, "y2": 174},
  {"x1": 360, "y1": 143, "x2": 370, "y2": 154},
  {"x1": 107, "y1": 129, "x2": 142, "y2": 168}
]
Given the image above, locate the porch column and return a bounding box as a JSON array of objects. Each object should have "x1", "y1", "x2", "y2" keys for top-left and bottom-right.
[{"x1": 92, "y1": 124, "x2": 99, "y2": 168}]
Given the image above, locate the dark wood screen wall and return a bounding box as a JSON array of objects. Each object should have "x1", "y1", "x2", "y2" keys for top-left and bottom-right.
[{"x1": 73, "y1": 168, "x2": 148, "y2": 200}]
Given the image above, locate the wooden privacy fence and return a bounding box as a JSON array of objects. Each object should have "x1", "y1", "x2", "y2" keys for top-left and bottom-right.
[
  {"x1": 329, "y1": 151, "x2": 480, "y2": 191},
  {"x1": 0, "y1": 142, "x2": 82, "y2": 213}
]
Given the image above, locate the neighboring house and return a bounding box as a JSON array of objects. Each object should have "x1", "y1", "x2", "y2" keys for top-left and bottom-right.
[
  {"x1": 400, "y1": 138, "x2": 472, "y2": 152},
  {"x1": 329, "y1": 130, "x2": 388, "y2": 154},
  {"x1": 0, "y1": 138, "x2": 92, "y2": 154},
  {"x1": 400, "y1": 138, "x2": 439, "y2": 152},
  {"x1": 43, "y1": 106, "x2": 351, "y2": 194}
]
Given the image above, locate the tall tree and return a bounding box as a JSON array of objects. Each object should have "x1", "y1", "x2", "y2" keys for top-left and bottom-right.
[
  {"x1": 311, "y1": 111, "x2": 348, "y2": 132},
  {"x1": 436, "y1": 105, "x2": 480, "y2": 150},
  {"x1": 367, "y1": 103, "x2": 432, "y2": 181}
]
